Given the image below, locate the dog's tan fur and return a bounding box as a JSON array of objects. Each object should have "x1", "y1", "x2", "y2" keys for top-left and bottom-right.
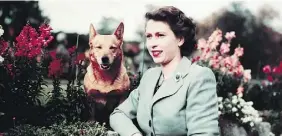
[{"x1": 83, "y1": 22, "x2": 130, "y2": 105}]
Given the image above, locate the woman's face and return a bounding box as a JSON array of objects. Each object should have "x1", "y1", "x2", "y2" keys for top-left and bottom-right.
[{"x1": 145, "y1": 20, "x2": 183, "y2": 65}]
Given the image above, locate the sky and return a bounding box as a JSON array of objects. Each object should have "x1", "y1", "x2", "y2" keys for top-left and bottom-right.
[{"x1": 38, "y1": 0, "x2": 282, "y2": 41}]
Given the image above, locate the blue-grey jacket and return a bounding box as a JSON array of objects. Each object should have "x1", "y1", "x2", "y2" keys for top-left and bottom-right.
[{"x1": 109, "y1": 56, "x2": 220, "y2": 136}]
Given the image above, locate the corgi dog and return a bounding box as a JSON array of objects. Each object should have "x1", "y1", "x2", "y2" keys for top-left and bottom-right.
[{"x1": 83, "y1": 22, "x2": 130, "y2": 122}]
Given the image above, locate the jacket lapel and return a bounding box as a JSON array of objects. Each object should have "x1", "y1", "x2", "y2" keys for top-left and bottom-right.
[{"x1": 151, "y1": 56, "x2": 192, "y2": 106}]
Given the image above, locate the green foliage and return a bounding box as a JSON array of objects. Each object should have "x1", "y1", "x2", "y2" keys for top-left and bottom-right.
[{"x1": 3, "y1": 121, "x2": 108, "y2": 136}]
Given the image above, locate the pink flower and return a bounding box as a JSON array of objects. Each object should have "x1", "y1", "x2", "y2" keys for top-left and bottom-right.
[
  {"x1": 272, "y1": 66, "x2": 282, "y2": 75},
  {"x1": 234, "y1": 47, "x2": 244, "y2": 57},
  {"x1": 220, "y1": 67, "x2": 227, "y2": 73},
  {"x1": 223, "y1": 56, "x2": 232, "y2": 68},
  {"x1": 233, "y1": 65, "x2": 244, "y2": 77},
  {"x1": 225, "y1": 31, "x2": 236, "y2": 41},
  {"x1": 197, "y1": 38, "x2": 207, "y2": 50},
  {"x1": 237, "y1": 86, "x2": 244, "y2": 94},
  {"x1": 220, "y1": 43, "x2": 230, "y2": 54},
  {"x1": 262, "y1": 65, "x2": 271, "y2": 74},
  {"x1": 208, "y1": 29, "x2": 222, "y2": 43},
  {"x1": 209, "y1": 41, "x2": 219, "y2": 49}
]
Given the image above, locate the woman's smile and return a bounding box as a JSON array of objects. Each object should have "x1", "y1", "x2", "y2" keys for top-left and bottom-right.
[{"x1": 152, "y1": 50, "x2": 163, "y2": 57}]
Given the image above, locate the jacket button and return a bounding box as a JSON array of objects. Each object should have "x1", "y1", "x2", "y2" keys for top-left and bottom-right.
[{"x1": 149, "y1": 120, "x2": 151, "y2": 127}]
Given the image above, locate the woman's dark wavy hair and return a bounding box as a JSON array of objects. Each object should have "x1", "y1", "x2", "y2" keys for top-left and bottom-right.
[{"x1": 145, "y1": 6, "x2": 197, "y2": 57}]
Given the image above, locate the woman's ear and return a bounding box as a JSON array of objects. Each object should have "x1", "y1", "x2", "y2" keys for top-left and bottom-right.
[{"x1": 178, "y1": 36, "x2": 185, "y2": 47}]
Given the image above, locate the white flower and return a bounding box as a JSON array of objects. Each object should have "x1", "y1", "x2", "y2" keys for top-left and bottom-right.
[
  {"x1": 246, "y1": 101, "x2": 253, "y2": 106},
  {"x1": 0, "y1": 26, "x2": 4, "y2": 37},
  {"x1": 218, "y1": 97, "x2": 223, "y2": 102},
  {"x1": 236, "y1": 113, "x2": 239, "y2": 116},
  {"x1": 232, "y1": 95, "x2": 237, "y2": 100},
  {"x1": 232, "y1": 99, "x2": 238, "y2": 104},
  {"x1": 238, "y1": 93, "x2": 243, "y2": 98},
  {"x1": 250, "y1": 122, "x2": 254, "y2": 127},
  {"x1": 218, "y1": 104, "x2": 223, "y2": 109},
  {"x1": 232, "y1": 107, "x2": 238, "y2": 112},
  {"x1": 218, "y1": 111, "x2": 222, "y2": 115},
  {"x1": 254, "y1": 117, "x2": 262, "y2": 122},
  {"x1": 0, "y1": 56, "x2": 4, "y2": 63},
  {"x1": 227, "y1": 104, "x2": 232, "y2": 108}
]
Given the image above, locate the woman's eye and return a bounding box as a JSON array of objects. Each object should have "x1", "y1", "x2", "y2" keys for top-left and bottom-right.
[
  {"x1": 95, "y1": 46, "x2": 102, "y2": 49},
  {"x1": 110, "y1": 46, "x2": 117, "y2": 50},
  {"x1": 157, "y1": 34, "x2": 165, "y2": 37},
  {"x1": 146, "y1": 34, "x2": 152, "y2": 38}
]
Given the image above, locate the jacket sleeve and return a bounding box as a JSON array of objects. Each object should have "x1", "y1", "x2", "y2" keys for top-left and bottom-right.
[
  {"x1": 109, "y1": 70, "x2": 150, "y2": 136},
  {"x1": 186, "y1": 67, "x2": 220, "y2": 136}
]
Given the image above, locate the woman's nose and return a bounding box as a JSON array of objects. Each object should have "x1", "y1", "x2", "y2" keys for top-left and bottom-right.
[{"x1": 147, "y1": 39, "x2": 158, "y2": 48}]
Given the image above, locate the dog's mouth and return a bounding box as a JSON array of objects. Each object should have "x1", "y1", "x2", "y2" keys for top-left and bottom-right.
[{"x1": 100, "y1": 64, "x2": 111, "y2": 70}]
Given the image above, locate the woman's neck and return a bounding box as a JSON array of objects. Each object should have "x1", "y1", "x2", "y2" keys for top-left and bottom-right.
[{"x1": 161, "y1": 55, "x2": 182, "y2": 80}]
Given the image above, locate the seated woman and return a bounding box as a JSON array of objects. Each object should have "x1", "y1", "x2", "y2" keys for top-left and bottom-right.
[{"x1": 109, "y1": 6, "x2": 220, "y2": 136}]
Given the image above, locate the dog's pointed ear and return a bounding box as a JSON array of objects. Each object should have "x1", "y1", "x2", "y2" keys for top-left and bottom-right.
[
  {"x1": 89, "y1": 23, "x2": 97, "y2": 41},
  {"x1": 113, "y1": 22, "x2": 124, "y2": 40}
]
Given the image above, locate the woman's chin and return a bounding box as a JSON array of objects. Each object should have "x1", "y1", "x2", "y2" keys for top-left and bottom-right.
[{"x1": 152, "y1": 58, "x2": 164, "y2": 64}]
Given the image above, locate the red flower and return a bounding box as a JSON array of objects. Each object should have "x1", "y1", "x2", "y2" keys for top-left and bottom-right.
[
  {"x1": 0, "y1": 39, "x2": 8, "y2": 56},
  {"x1": 267, "y1": 75, "x2": 273, "y2": 82},
  {"x1": 49, "y1": 51, "x2": 56, "y2": 60},
  {"x1": 14, "y1": 23, "x2": 53, "y2": 59},
  {"x1": 272, "y1": 66, "x2": 282, "y2": 74},
  {"x1": 75, "y1": 53, "x2": 86, "y2": 64},
  {"x1": 48, "y1": 59, "x2": 63, "y2": 78},
  {"x1": 67, "y1": 46, "x2": 76, "y2": 55},
  {"x1": 263, "y1": 65, "x2": 271, "y2": 74}
]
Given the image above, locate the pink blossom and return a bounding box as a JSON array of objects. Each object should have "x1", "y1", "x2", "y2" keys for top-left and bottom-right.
[
  {"x1": 234, "y1": 65, "x2": 244, "y2": 77},
  {"x1": 197, "y1": 38, "x2": 207, "y2": 50},
  {"x1": 237, "y1": 86, "x2": 244, "y2": 94},
  {"x1": 225, "y1": 31, "x2": 236, "y2": 41},
  {"x1": 220, "y1": 43, "x2": 230, "y2": 54},
  {"x1": 208, "y1": 29, "x2": 222, "y2": 43},
  {"x1": 220, "y1": 67, "x2": 227, "y2": 74},
  {"x1": 262, "y1": 65, "x2": 271, "y2": 74},
  {"x1": 223, "y1": 56, "x2": 232, "y2": 68},
  {"x1": 234, "y1": 47, "x2": 244, "y2": 57}
]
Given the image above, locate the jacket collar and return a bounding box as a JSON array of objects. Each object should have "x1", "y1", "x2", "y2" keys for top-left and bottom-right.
[{"x1": 147, "y1": 56, "x2": 193, "y2": 107}]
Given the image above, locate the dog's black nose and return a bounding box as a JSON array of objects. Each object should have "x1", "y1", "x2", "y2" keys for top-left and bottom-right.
[{"x1": 101, "y1": 56, "x2": 109, "y2": 64}]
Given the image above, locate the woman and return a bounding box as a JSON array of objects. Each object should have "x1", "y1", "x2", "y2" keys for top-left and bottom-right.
[{"x1": 109, "y1": 6, "x2": 219, "y2": 136}]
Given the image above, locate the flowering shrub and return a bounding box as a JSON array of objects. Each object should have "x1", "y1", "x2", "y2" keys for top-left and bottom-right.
[
  {"x1": 193, "y1": 29, "x2": 261, "y2": 128},
  {"x1": 218, "y1": 94, "x2": 262, "y2": 127},
  {"x1": 193, "y1": 29, "x2": 251, "y2": 96},
  {"x1": 252, "y1": 62, "x2": 282, "y2": 110},
  {"x1": 0, "y1": 23, "x2": 91, "y2": 131},
  {"x1": 262, "y1": 62, "x2": 282, "y2": 84},
  {"x1": 0, "y1": 22, "x2": 141, "y2": 134},
  {"x1": 0, "y1": 23, "x2": 54, "y2": 130},
  {"x1": 3, "y1": 121, "x2": 109, "y2": 136}
]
